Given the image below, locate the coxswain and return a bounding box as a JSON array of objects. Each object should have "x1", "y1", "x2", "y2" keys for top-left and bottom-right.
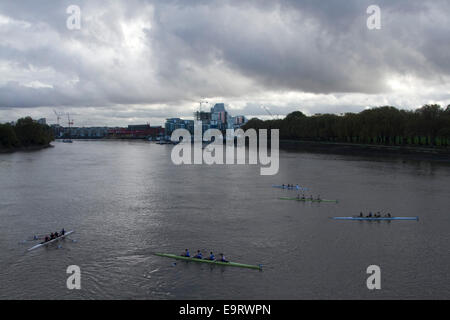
[
  {"x1": 219, "y1": 253, "x2": 228, "y2": 263},
  {"x1": 194, "y1": 250, "x2": 202, "y2": 259}
]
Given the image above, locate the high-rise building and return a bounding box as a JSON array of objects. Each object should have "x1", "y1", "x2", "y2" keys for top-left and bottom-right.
[
  {"x1": 210, "y1": 103, "x2": 228, "y2": 130},
  {"x1": 167, "y1": 103, "x2": 247, "y2": 138}
]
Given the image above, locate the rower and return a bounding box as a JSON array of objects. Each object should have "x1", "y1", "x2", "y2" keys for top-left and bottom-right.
[
  {"x1": 317, "y1": 195, "x2": 321, "y2": 201},
  {"x1": 182, "y1": 249, "x2": 190, "y2": 257},
  {"x1": 208, "y1": 252, "x2": 215, "y2": 261},
  {"x1": 219, "y1": 253, "x2": 228, "y2": 263},
  {"x1": 282, "y1": 184, "x2": 285, "y2": 188},
  {"x1": 367, "y1": 212, "x2": 372, "y2": 217},
  {"x1": 309, "y1": 195, "x2": 313, "y2": 200},
  {"x1": 61, "y1": 228, "x2": 65, "y2": 235},
  {"x1": 50, "y1": 232, "x2": 55, "y2": 239},
  {"x1": 296, "y1": 194, "x2": 300, "y2": 199},
  {"x1": 359, "y1": 212, "x2": 363, "y2": 217},
  {"x1": 296, "y1": 184, "x2": 299, "y2": 190},
  {"x1": 54, "y1": 231, "x2": 59, "y2": 237},
  {"x1": 301, "y1": 194, "x2": 305, "y2": 200},
  {"x1": 194, "y1": 250, "x2": 202, "y2": 259},
  {"x1": 44, "y1": 235, "x2": 50, "y2": 242}
]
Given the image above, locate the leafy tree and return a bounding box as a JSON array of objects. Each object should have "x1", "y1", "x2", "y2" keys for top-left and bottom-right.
[
  {"x1": 243, "y1": 105, "x2": 450, "y2": 147},
  {"x1": 0, "y1": 123, "x2": 19, "y2": 148},
  {"x1": 0, "y1": 117, "x2": 54, "y2": 149}
]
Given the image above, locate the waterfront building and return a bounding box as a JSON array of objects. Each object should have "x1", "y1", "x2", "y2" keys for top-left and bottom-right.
[
  {"x1": 165, "y1": 118, "x2": 194, "y2": 137},
  {"x1": 169, "y1": 103, "x2": 247, "y2": 138},
  {"x1": 108, "y1": 124, "x2": 164, "y2": 139}
]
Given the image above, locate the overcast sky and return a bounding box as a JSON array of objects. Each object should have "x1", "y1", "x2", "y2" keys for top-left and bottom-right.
[{"x1": 1, "y1": 0, "x2": 449, "y2": 126}]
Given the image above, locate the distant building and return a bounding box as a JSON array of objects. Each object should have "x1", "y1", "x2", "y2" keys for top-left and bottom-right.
[
  {"x1": 233, "y1": 115, "x2": 247, "y2": 128},
  {"x1": 165, "y1": 118, "x2": 194, "y2": 137},
  {"x1": 50, "y1": 123, "x2": 164, "y2": 139},
  {"x1": 57, "y1": 126, "x2": 109, "y2": 139},
  {"x1": 194, "y1": 111, "x2": 212, "y2": 123},
  {"x1": 50, "y1": 124, "x2": 64, "y2": 138},
  {"x1": 169, "y1": 103, "x2": 247, "y2": 138},
  {"x1": 211, "y1": 103, "x2": 226, "y2": 113},
  {"x1": 108, "y1": 124, "x2": 164, "y2": 139},
  {"x1": 210, "y1": 103, "x2": 228, "y2": 131},
  {"x1": 37, "y1": 118, "x2": 47, "y2": 125}
]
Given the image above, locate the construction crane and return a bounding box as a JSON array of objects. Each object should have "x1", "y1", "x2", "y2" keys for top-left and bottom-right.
[
  {"x1": 67, "y1": 113, "x2": 74, "y2": 128},
  {"x1": 53, "y1": 109, "x2": 63, "y2": 126},
  {"x1": 195, "y1": 99, "x2": 209, "y2": 121},
  {"x1": 261, "y1": 106, "x2": 278, "y2": 119}
]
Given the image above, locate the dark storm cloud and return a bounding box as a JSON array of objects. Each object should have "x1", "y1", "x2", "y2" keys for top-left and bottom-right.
[
  {"x1": 149, "y1": 0, "x2": 450, "y2": 94},
  {"x1": 0, "y1": 0, "x2": 449, "y2": 115}
]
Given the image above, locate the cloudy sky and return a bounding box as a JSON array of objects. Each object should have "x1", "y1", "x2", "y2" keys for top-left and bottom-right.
[{"x1": 1, "y1": 0, "x2": 449, "y2": 126}]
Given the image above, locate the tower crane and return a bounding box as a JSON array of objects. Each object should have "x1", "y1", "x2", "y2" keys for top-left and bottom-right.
[
  {"x1": 261, "y1": 106, "x2": 279, "y2": 119},
  {"x1": 53, "y1": 110, "x2": 63, "y2": 126}
]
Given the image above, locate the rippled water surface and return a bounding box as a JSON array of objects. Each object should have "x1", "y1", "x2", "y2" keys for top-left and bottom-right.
[{"x1": 0, "y1": 140, "x2": 449, "y2": 299}]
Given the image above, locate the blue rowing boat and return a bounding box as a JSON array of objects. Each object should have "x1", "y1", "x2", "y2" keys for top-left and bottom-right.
[
  {"x1": 332, "y1": 217, "x2": 418, "y2": 221},
  {"x1": 272, "y1": 185, "x2": 308, "y2": 190}
]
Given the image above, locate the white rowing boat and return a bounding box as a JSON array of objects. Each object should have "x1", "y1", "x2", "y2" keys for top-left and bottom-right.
[{"x1": 27, "y1": 231, "x2": 74, "y2": 251}]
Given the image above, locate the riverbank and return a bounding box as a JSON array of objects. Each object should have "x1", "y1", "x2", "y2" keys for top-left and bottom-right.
[
  {"x1": 279, "y1": 140, "x2": 450, "y2": 162},
  {"x1": 0, "y1": 144, "x2": 54, "y2": 154}
]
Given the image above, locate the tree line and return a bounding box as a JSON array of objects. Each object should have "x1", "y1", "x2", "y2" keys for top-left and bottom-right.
[
  {"x1": 0, "y1": 117, "x2": 54, "y2": 149},
  {"x1": 242, "y1": 105, "x2": 450, "y2": 147}
]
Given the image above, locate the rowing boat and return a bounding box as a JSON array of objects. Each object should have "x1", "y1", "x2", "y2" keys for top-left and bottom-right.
[
  {"x1": 279, "y1": 197, "x2": 338, "y2": 203},
  {"x1": 272, "y1": 185, "x2": 307, "y2": 190},
  {"x1": 27, "y1": 231, "x2": 74, "y2": 251},
  {"x1": 154, "y1": 253, "x2": 262, "y2": 270},
  {"x1": 332, "y1": 217, "x2": 418, "y2": 221}
]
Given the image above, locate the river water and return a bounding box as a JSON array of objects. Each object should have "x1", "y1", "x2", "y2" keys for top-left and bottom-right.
[{"x1": 0, "y1": 140, "x2": 449, "y2": 299}]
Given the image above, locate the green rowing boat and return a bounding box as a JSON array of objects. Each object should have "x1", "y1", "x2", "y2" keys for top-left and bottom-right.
[
  {"x1": 279, "y1": 197, "x2": 338, "y2": 203},
  {"x1": 154, "y1": 253, "x2": 262, "y2": 270}
]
